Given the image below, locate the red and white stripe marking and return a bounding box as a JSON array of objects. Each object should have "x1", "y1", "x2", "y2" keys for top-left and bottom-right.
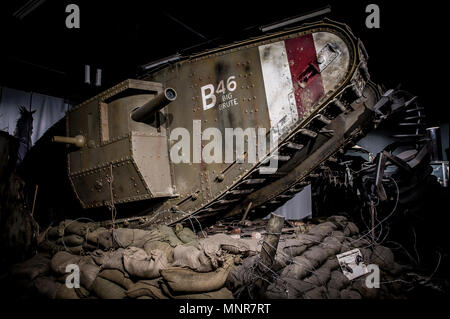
[{"x1": 258, "y1": 32, "x2": 349, "y2": 136}]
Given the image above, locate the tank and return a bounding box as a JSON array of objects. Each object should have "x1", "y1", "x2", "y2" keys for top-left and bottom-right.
[{"x1": 26, "y1": 19, "x2": 382, "y2": 228}]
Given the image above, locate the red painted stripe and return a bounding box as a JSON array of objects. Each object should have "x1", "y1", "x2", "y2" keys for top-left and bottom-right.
[{"x1": 285, "y1": 34, "x2": 324, "y2": 117}]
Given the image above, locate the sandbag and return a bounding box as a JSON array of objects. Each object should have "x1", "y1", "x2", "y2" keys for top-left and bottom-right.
[
  {"x1": 172, "y1": 245, "x2": 213, "y2": 272},
  {"x1": 225, "y1": 255, "x2": 258, "y2": 294},
  {"x1": 74, "y1": 286, "x2": 91, "y2": 299},
  {"x1": 123, "y1": 247, "x2": 169, "y2": 279},
  {"x1": 158, "y1": 225, "x2": 184, "y2": 247},
  {"x1": 79, "y1": 261, "x2": 100, "y2": 290},
  {"x1": 56, "y1": 234, "x2": 85, "y2": 247},
  {"x1": 113, "y1": 228, "x2": 158, "y2": 248},
  {"x1": 161, "y1": 257, "x2": 234, "y2": 293},
  {"x1": 294, "y1": 233, "x2": 322, "y2": 246},
  {"x1": 330, "y1": 231, "x2": 346, "y2": 242},
  {"x1": 40, "y1": 240, "x2": 84, "y2": 255},
  {"x1": 55, "y1": 284, "x2": 80, "y2": 299},
  {"x1": 86, "y1": 227, "x2": 107, "y2": 245},
  {"x1": 340, "y1": 288, "x2": 362, "y2": 299},
  {"x1": 308, "y1": 256, "x2": 339, "y2": 286},
  {"x1": 64, "y1": 220, "x2": 96, "y2": 237},
  {"x1": 91, "y1": 248, "x2": 126, "y2": 273},
  {"x1": 343, "y1": 226, "x2": 352, "y2": 237},
  {"x1": 349, "y1": 237, "x2": 371, "y2": 249},
  {"x1": 308, "y1": 222, "x2": 337, "y2": 239},
  {"x1": 280, "y1": 256, "x2": 314, "y2": 280},
  {"x1": 265, "y1": 277, "x2": 317, "y2": 299},
  {"x1": 143, "y1": 240, "x2": 174, "y2": 263},
  {"x1": 160, "y1": 281, "x2": 234, "y2": 299},
  {"x1": 11, "y1": 253, "x2": 50, "y2": 280},
  {"x1": 327, "y1": 270, "x2": 350, "y2": 291},
  {"x1": 264, "y1": 285, "x2": 289, "y2": 299},
  {"x1": 327, "y1": 216, "x2": 348, "y2": 229},
  {"x1": 359, "y1": 247, "x2": 373, "y2": 263},
  {"x1": 126, "y1": 279, "x2": 168, "y2": 299},
  {"x1": 91, "y1": 276, "x2": 127, "y2": 299},
  {"x1": 96, "y1": 230, "x2": 118, "y2": 249},
  {"x1": 370, "y1": 245, "x2": 395, "y2": 271},
  {"x1": 351, "y1": 279, "x2": 379, "y2": 299},
  {"x1": 199, "y1": 234, "x2": 253, "y2": 268},
  {"x1": 50, "y1": 251, "x2": 82, "y2": 275},
  {"x1": 174, "y1": 224, "x2": 198, "y2": 244},
  {"x1": 321, "y1": 236, "x2": 342, "y2": 255},
  {"x1": 303, "y1": 286, "x2": 328, "y2": 299},
  {"x1": 222, "y1": 238, "x2": 258, "y2": 256},
  {"x1": 345, "y1": 222, "x2": 359, "y2": 236},
  {"x1": 98, "y1": 269, "x2": 134, "y2": 290},
  {"x1": 234, "y1": 238, "x2": 261, "y2": 254},
  {"x1": 327, "y1": 287, "x2": 341, "y2": 299},
  {"x1": 33, "y1": 276, "x2": 60, "y2": 299},
  {"x1": 47, "y1": 225, "x2": 64, "y2": 239},
  {"x1": 82, "y1": 242, "x2": 99, "y2": 252},
  {"x1": 303, "y1": 246, "x2": 330, "y2": 267},
  {"x1": 53, "y1": 280, "x2": 90, "y2": 299},
  {"x1": 303, "y1": 265, "x2": 331, "y2": 286},
  {"x1": 321, "y1": 257, "x2": 340, "y2": 272},
  {"x1": 280, "y1": 239, "x2": 308, "y2": 257}
]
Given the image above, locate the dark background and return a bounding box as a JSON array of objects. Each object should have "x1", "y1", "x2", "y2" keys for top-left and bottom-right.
[{"x1": 0, "y1": 0, "x2": 447, "y2": 125}]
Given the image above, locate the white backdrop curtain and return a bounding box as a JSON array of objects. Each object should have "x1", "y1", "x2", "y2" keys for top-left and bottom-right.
[
  {"x1": 272, "y1": 185, "x2": 312, "y2": 220},
  {"x1": 0, "y1": 86, "x2": 70, "y2": 145}
]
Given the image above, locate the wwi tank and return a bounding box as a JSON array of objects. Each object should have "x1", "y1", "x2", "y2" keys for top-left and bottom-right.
[{"x1": 26, "y1": 19, "x2": 381, "y2": 228}]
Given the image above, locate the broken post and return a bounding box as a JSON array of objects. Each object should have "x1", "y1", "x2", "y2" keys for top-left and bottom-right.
[
  {"x1": 255, "y1": 213, "x2": 284, "y2": 297},
  {"x1": 239, "y1": 201, "x2": 252, "y2": 225}
]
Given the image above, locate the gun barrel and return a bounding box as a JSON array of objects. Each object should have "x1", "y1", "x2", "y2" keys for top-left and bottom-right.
[
  {"x1": 53, "y1": 135, "x2": 86, "y2": 148},
  {"x1": 131, "y1": 88, "x2": 177, "y2": 123}
]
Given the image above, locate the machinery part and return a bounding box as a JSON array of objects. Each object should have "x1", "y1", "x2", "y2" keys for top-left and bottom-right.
[
  {"x1": 426, "y1": 127, "x2": 443, "y2": 163},
  {"x1": 375, "y1": 153, "x2": 388, "y2": 201},
  {"x1": 131, "y1": 88, "x2": 177, "y2": 123},
  {"x1": 430, "y1": 162, "x2": 448, "y2": 187},
  {"x1": 239, "y1": 202, "x2": 253, "y2": 225},
  {"x1": 52, "y1": 135, "x2": 86, "y2": 148}
]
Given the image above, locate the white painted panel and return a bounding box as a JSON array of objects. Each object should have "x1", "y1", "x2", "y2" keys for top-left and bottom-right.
[
  {"x1": 258, "y1": 41, "x2": 298, "y2": 141},
  {"x1": 312, "y1": 32, "x2": 350, "y2": 94},
  {"x1": 266, "y1": 184, "x2": 312, "y2": 220}
]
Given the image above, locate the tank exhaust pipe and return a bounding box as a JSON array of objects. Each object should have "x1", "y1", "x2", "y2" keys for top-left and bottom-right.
[
  {"x1": 131, "y1": 88, "x2": 177, "y2": 123},
  {"x1": 52, "y1": 135, "x2": 86, "y2": 148}
]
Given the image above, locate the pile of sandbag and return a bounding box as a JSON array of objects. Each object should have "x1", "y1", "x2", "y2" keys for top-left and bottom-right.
[
  {"x1": 226, "y1": 215, "x2": 406, "y2": 299},
  {"x1": 7, "y1": 222, "x2": 260, "y2": 299},
  {"x1": 5, "y1": 216, "x2": 408, "y2": 299}
]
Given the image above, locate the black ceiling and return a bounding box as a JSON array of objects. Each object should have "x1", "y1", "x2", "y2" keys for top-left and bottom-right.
[{"x1": 0, "y1": 0, "x2": 447, "y2": 124}]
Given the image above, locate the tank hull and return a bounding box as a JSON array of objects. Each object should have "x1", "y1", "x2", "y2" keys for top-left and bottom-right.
[{"x1": 29, "y1": 19, "x2": 381, "y2": 228}]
